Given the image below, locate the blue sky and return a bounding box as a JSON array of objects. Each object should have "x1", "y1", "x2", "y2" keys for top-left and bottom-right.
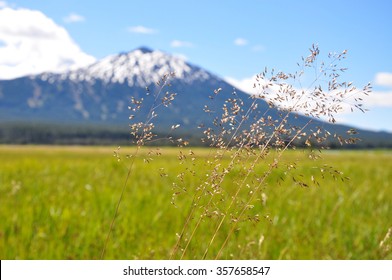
[{"x1": 1, "y1": 0, "x2": 392, "y2": 132}]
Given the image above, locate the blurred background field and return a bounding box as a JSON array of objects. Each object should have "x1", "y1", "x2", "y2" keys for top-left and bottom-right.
[{"x1": 0, "y1": 145, "x2": 391, "y2": 260}]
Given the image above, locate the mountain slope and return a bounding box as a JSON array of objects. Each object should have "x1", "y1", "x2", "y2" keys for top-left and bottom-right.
[{"x1": 0, "y1": 47, "x2": 391, "y2": 147}]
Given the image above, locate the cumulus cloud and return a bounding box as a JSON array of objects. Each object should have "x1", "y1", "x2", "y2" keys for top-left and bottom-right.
[
  {"x1": 226, "y1": 74, "x2": 392, "y2": 112},
  {"x1": 127, "y1": 25, "x2": 157, "y2": 34},
  {"x1": 234, "y1": 38, "x2": 248, "y2": 46},
  {"x1": 63, "y1": 12, "x2": 85, "y2": 23},
  {"x1": 170, "y1": 40, "x2": 194, "y2": 48},
  {"x1": 375, "y1": 72, "x2": 392, "y2": 87},
  {"x1": 0, "y1": 7, "x2": 96, "y2": 80},
  {"x1": 357, "y1": 90, "x2": 392, "y2": 107},
  {"x1": 358, "y1": 72, "x2": 392, "y2": 107},
  {"x1": 226, "y1": 75, "x2": 392, "y2": 131}
]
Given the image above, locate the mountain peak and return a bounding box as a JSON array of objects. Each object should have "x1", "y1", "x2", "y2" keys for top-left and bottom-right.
[
  {"x1": 119, "y1": 47, "x2": 154, "y2": 56},
  {"x1": 48, "y1": 47, "x2": 212, "y2": 87},
  {"x1": 135, "y1": 46, "x2": 154, "y2": 54}
]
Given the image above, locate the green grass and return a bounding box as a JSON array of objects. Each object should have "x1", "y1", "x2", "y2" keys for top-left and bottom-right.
[{"x1": 0, "y1": 145, "x2": 391, "y2": 259}]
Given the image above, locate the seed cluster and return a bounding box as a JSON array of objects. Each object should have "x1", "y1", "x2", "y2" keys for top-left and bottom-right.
[{"x1": 103, "y1": 46, "x2": 372, "y2": 260}]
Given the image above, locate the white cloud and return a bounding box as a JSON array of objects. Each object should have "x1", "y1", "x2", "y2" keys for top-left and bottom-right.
[
  {"x1": 0, "y1": 1, "x2": 8, "y2": 8},
  {"x1": 225, "y1": 74, "x2": 392, "y2": 114},
  {"x1": 127, "y1": 25, "x2": 157, "y2": 34},
  {"x1": 359, "y1": 90, "x2": 392, "y2": 107},
  {"x1": 352, "y1": 72, "x2": 392, "y2": 108},
  {"x1": 64, "y1": 12, "x2": 85, "y2": 23},
  {"x1": 170, "y1": 40, "x2": 194, "y2": 48},
  {"x1": 227, "y1": 74, "x2": 392, "y2": 131},
  {"x1": 234, "y1": 38, "x2": 248, "y2": 46},
  {"x1": 375, "y1": 72, "x2": 392, "y2": 87},
  {"x1": 0, "y1": 7, "x2": 96, "y2": 80}
]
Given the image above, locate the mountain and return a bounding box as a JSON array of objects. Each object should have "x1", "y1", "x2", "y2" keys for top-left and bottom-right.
[
  {"x1": 0, "y1": 47, "x2": 391, "y2": 147},
  {"x1": 0, "y1": 47, "x2": 223, "y2": 126}
]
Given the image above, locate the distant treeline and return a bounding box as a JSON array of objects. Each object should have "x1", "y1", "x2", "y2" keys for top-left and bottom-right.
[
  {"x1": 0, "y1": 122, "x2": 200, "y2": 146},
  {"x1": 1, "y1": 121, "x2": 392, "y2": 148},
  {"x1": 0, "y1": 122, "x2": 130, "y2": 145}
]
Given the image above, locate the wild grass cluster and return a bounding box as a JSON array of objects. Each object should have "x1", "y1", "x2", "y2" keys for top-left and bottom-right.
[{"x1": 98, "y1": 46, "x2": 382, "y2": 259}]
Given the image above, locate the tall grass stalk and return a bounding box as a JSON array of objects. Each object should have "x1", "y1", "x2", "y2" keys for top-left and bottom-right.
[
  {"x1": 105, "y1": 45, "x2": 371, "y2": 259},
  {"x1": 101, "y1": 72, "x2": 180, "y2": 259},
  {"x1": 170, "y1": 45, "x2": 371, "y2": 259}
]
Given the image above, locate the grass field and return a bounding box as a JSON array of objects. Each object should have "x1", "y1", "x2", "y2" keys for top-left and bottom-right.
[{"x1": 0, "y1": 145, "x2": 391, "y2": 259}]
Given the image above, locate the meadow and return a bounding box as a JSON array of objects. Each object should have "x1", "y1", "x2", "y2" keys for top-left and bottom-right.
[{"x1": 0, "y1": 145, "x2": 391, "y2": 260}]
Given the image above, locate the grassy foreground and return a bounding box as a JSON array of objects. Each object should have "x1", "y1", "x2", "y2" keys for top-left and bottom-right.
[{"x1": 0, "y1": 145, "x2": 391, "y2": 259}]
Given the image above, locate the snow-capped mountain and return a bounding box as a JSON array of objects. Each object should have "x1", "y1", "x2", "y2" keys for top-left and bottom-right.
[
  {"x1": 39, "y1": 47, "x2": 212, "y2": 87},
  {"x1": 0, "y1": 47, "x2": 235, "y2": 127}
]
